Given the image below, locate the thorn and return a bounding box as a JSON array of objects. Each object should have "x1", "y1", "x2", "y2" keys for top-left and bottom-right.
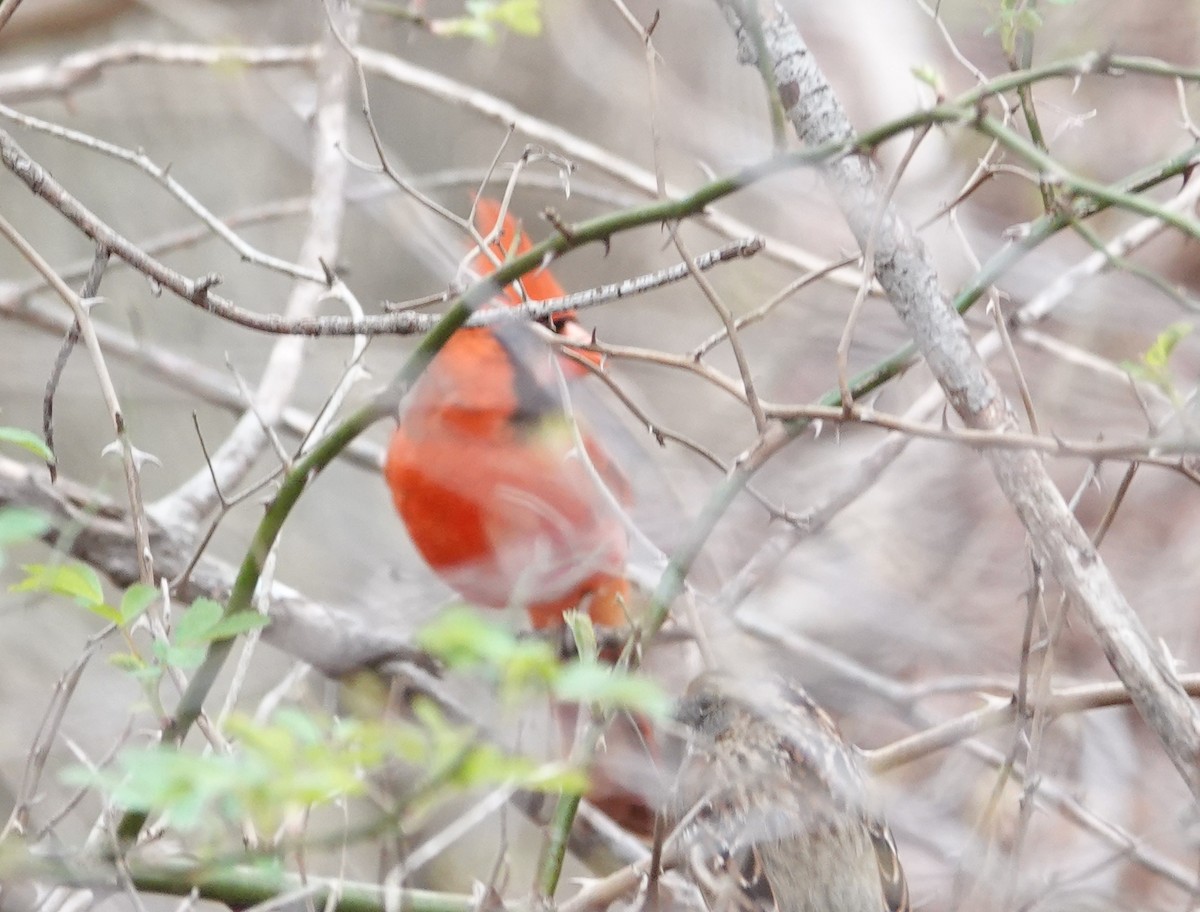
[
  {"x1": 318, "y1": 257, "x2": 337, "y2": 286},
  {"x1": 100, "y1": 440, "x2": 162, "y2": 472},
  {"x1": 543, "y1": 208, "x2": 576, "y2": 243}
]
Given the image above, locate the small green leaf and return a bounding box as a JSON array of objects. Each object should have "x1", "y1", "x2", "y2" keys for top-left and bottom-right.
[
  {"x1": 555, "y1": 664, "x2": 671, "y2": 718},
  {"x1": 418, "y1": 606, "x2": 520, "y2": 665},
  {"x1": 911, "y1": 64, "x2": 943, "y2": 92},
  {"x1": 88, "y1": 603, "x2": 124, "y2": 624},
  {"x1": 444, "y1": 0, "x2": 541, "y2": 41},
  {"x1": 231, "y1": 720, "x2": 296, "y2": 765},
  {"x1": 155, "y1": 640, "x2": 207, "y2": 670},
  {"x1": 563, "y1": 610, "x2": 598, "y2": 663},
  {"x1": 120, "y1": 584, "x2": 158, "y2": 624},
  {"x1": 0, "y1": 508, "x2": 49, "y2": 545},
  {"x1": 127, "y1": 661, "x2": 165, "y2": 683},
  {"x1": 273, "y1": 708, "x2": 326, "y2": 745},
  {"x1": 452, "y1": 743, "x2": 586, "y2": 792},
  {"x1": 1143, "y1": 321, "x2": 1192, "y2": 371},
  {"x1": 488, "y1": 0, "x2": 542, "y2": 36},
  {"x1": 521, "y1": 762, "x2": 589, "y2": 793},
  {"x1": 436, "y1": 16, "x2": 496, "y2": 41},
  {"x1": 0, "y1": 426, "x2": 53, "y2": 461},
  {"x1": 419, "y1": 607, "x2": 561, "y2": 701},
  {"x1": 1123, "y1": 321, "x2": 1194, "y2": 399},
  {"x1": 13, "y1": 562, "x2": 105, "y2": 607},
  {"x1": 174, "y1": 598, "x2": 224, "y2": 643},
  {"x1": 172, "y1": 644, "x2": 208, "y2": 669},
  {"x1": 501, "y1": 640, "x2": 560, "y2": 692},
  {"x1": 109, "y1": 652, "x2": 147, "y2": 673}
]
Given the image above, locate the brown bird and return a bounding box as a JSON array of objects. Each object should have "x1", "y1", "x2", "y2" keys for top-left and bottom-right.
[{"x1": 673, "y1": 673, "x2": 909, "y2": 912}]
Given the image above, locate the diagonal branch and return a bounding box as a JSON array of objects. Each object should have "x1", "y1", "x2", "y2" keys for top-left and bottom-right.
[
  {"x1": 714, "y1": 0, "x2": 1200, "y2": 800},
  {"x1": 152, "y1": 7, "x2": 357, "y2": 530}
]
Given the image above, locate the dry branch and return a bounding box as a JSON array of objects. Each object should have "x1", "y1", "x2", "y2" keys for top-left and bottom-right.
[{"x1": 715, "y1": 0, "x2": 1200, "y2": 799}]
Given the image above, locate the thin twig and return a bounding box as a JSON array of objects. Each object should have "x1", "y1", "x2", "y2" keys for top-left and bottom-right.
[
  {"x1": 42, "y1": 247, "x2": 108, "y2": 480},
  {"x1": 0, "y1": 102, "x2": 327, "y2": 284},
  {"x1": 0, "y1": 212, "x2": 154, "y2": 584}
]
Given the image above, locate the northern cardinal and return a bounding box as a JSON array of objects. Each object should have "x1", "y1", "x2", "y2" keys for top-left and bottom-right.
[
  {"x1": 385, "y1": 203, "x2": 677, "y2": 836},
  {"x1": 385, "y1": 198, "x2": 632, "y2": 631}
]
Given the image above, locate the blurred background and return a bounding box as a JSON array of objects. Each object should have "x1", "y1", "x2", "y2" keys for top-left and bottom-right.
[{"x1": 3, "y1": 1, "x2": 1200, "y2": 909}]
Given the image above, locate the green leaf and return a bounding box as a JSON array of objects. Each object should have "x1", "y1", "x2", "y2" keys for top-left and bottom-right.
[
  {"x1": 488, "y1": 0, "x2": 542, "y2": 35},
  {"x1": 1143, "y1": 321, "x2": 1192, "y2": 371},
  {"x1": 127, "y1": 661, "x2": 165, "y2": 683},
  {"x1": 1123, "y1": 321, "x2": 1194, "y2": 398},
  {"x1": 555, "y1": 663, "x2": 671, "y2": 718},
  {"x1": 437, "y1": 15, "x2": 496, "y2": 41},
  {"x1": 174, "y1": 598, "x2": 224, "y2": 644},
  {"x1": 13, "y1": 562, "x2": 105, "y2": 608},
  {"x1": 453, "y1": 743, "x2": 586, "y2": 793},
  {"x1": 231, "y1": 719, "x2": 297, "y2": 765},
  {"x1": 109, "y1": 652, "x2": 151, "y2": 676},
  {"x1": 418, "y1": 607, "x2": 560, "y2": 697},
  {"x1": 155, "y1": 641, "x2": 207, "y2": 670},
  {"x1": 0, "y1": 508, "x2": 49, "y2": 545},
  {"x1": 911, "y1": 64, "x2": 942, "y2": 92},
  {"x1": 120, "y1": 584, "x2": 158, "y2": 624},
  {"x1": 500, "y1": 640, "x2": 561, "y2": 693},
  {"x1": 563, "y1": 610, "x2": 598, "y2": 663},
  {"x1": 66, "y1": 702, "x2": 587, "y2": 841},
  {"x1": 273, "y1": 708, "x2": 326, "y2": 745},
  {"x1": 0, "y1": 426, "x2": 52, "y2": 461},
  {"x1": 88, "y1": 603, "x2": 124, "y2": 624},
  {"x1": 418, "y1": 605, "x2": 521, "y2": 665},
  {"x1": 444, "y1": 0, "x2": 541, "y2": 41}
]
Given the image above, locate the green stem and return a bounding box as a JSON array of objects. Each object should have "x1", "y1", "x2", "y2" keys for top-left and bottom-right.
[
  {"x1": 130, "y1": 859, "x2": 476, "y2": 912},
  {"x1": 737, "y1": 0, "x2": 789, "y2": 151},
  {"x1": 976, "y1": 117, "x2": 1200, "y2": 239},
  {"x1": 1008, "y1": 1, "x2": 1056, "y2": 211},
  {"x1": 639, "y1": 129, "x2": 1200, "y2": 643},
  {"x1": 536, "y1": 791, "x2": 583, "y2": 898},
  {"x1": 115, "y1": 293, "x2": 477, "y2": 845}
]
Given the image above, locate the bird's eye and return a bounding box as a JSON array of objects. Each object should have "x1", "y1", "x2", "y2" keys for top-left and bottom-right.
[
  {"x1": 691, "y1": 694, "x2": 730, "y2": 735},
  {"x1": 676, "y1": 692, "x2": 716, "y2": 729}
]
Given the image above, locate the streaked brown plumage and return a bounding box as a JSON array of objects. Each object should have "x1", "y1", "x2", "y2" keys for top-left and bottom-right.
[{"x1": 673, "y1": 673, "x2": 909, "y2": 912}]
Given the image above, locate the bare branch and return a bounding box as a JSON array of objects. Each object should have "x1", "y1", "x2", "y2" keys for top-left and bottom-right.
[
  {"x1": 152, "y1": 9, "x2": 359, "y2": 529},
  {"x1": 0, "y1": 213, "x2": 154, "y2": 584},
  {"x1": 714, "y1": 0, "x2": 1200, "y2": 799}
]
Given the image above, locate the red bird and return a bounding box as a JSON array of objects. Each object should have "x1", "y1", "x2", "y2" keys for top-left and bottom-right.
[{"x1": 385, "y1": 199, "x2": 632, "y2": 630}]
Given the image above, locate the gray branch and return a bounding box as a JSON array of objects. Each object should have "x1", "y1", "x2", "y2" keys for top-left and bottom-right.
[
  {"x1": 0, "y1": 455, "x2": 420, "y2": 676},
  {"x1": 715, "y1": 0, "x2": 1200, "y2": 798}
]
